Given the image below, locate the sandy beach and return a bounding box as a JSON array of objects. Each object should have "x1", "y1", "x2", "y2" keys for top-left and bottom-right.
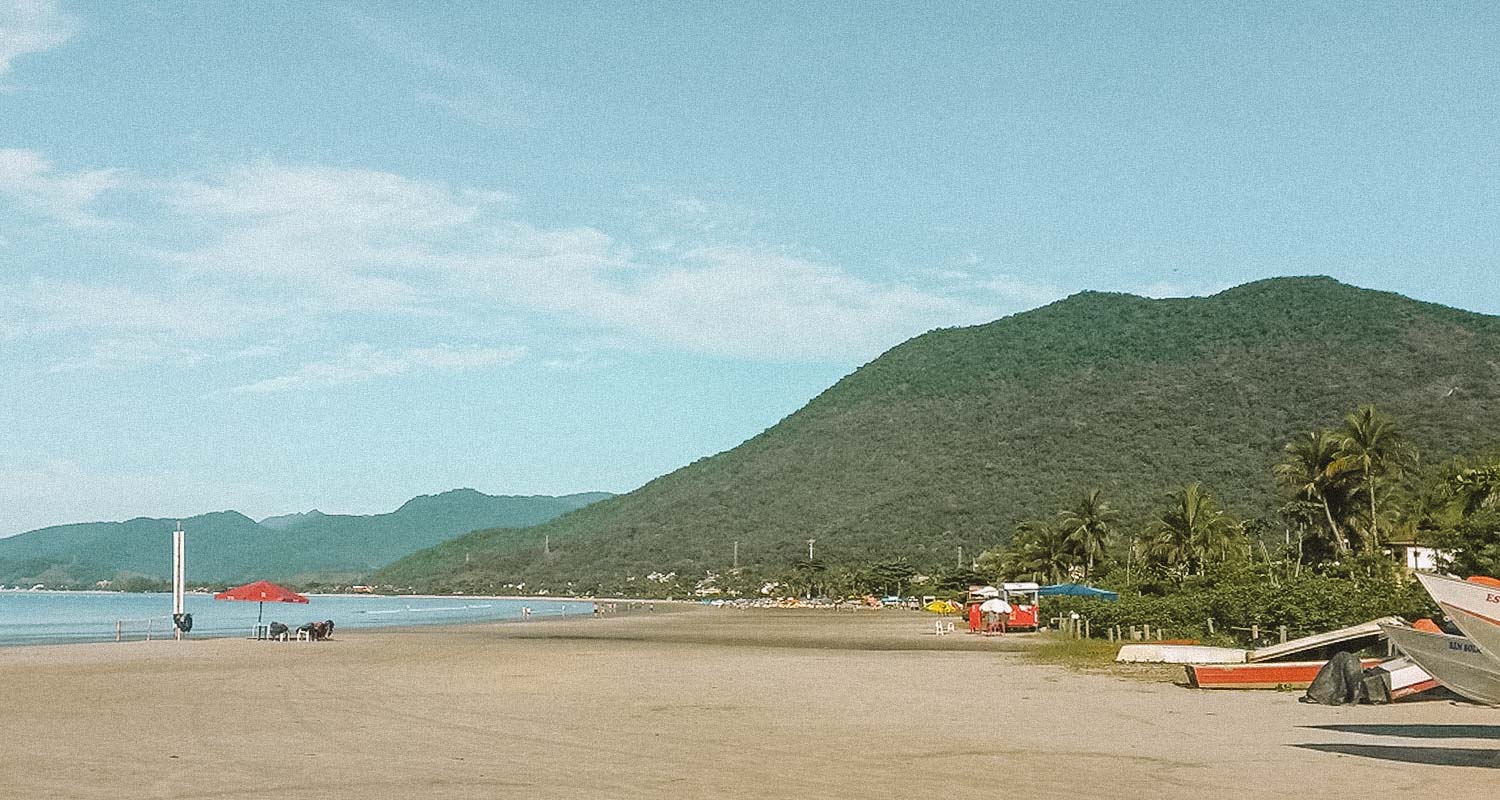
[{"x1": 0, "y1": 608, "x2": 1493, "y2": 799}]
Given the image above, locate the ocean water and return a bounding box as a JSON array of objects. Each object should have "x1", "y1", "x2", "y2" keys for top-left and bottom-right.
[{"x1": 0, "y1": 591, "x2": 587, "y2": 646}]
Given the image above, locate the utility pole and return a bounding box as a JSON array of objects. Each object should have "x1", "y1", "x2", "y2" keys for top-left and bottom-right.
[
  {"x1": 171, "y1": 521, "x2": 185, "y2": 640},
  {"x1": 807, "y1": 539, "x2": 816, "y2": 560},
  {"x1": 958, "y1": 545, "x2": 963, "y2": 569},
  {"x1": 732, "y1": 540, "x2": 739, "y2": 570},
  {"x1": 544, "y1": 534, "x2": 550, "y2": 556}
]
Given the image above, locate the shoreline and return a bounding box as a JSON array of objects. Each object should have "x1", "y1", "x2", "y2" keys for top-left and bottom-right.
[{"x1": 0, "y1": 592, "x2": 652, "y2": 651}]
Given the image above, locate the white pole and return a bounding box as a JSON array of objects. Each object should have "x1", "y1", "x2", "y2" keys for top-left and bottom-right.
[{"x1": 172, "y1": 522, "x2": 185, "y2": 639}]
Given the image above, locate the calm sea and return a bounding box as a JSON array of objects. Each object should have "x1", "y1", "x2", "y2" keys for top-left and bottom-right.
[{"x1": 0, "y1": 591, "x2": 587, "y2": 646}]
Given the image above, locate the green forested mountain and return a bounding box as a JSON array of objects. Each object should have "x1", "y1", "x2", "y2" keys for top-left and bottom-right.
[
  {"x1": 0, "y1": 489, "x2": 610, "y2": 585},
  {"x1": 376, "y1": 277, "x2": 1500, "y2": 593}
]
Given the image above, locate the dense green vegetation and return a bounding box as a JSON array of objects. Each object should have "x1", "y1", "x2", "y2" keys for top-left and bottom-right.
[
  {"x1": 1040, "y1": 570, "x2": 1438, "y2": 647},
  {"x1": 983, "y1": 400, "x2": 1500, "y2": 644},
  {"x1": 377, "y1": 277, "x2": 1500, "y2": 595},
  {"x1": 0, "y1": 489, "x2": 609, "y2": 587}
]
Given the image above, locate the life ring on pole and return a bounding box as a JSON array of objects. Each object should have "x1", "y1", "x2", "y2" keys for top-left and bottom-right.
[{"x1": 172, "y1": 613, "x2": 193, "y2": 633}]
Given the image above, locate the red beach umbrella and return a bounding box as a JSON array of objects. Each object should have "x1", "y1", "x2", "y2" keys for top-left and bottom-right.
[{"x1": 214, "y1": 580, "x2": 309, "y2": 623}]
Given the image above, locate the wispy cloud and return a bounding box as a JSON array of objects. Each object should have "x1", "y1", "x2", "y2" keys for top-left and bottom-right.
[
  {"x1": 0, "y1": 148, "x2": 124, "y2": 226},
  {"x1": 11, "y1": 154, "x2": 1018, "y2": 373},
  {"x1": 156, "y1": 160, "x2": 1001, "y2": 361},
  {"x1": 231, "y1": 343, "x2": 526, "y2": 394},
  {"x1": 344, "y1": 11, "x2": 550, "y2": 128},
  {"x1": 543, "y1": 245, "x2": 992, "y2": 361},
  {"x1": 972, "y1": 274, "x2": 1070, "y2": 308},
  {"x1": 14, "y1": 278, "x2": 283, "y2": 340},
  {"x1": 0, "y1": 0, "x2": 76, "y2": 85},
  {"x1": 161, "y1": 161, "x2": 507, "y2": 313},
  {"x1": 45, "y1": 335, "x2": 202, "y2": 373}
]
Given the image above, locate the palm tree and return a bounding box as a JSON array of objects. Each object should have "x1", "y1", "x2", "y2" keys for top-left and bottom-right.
[
  {"x1": 794, "y1": 558, "x2": 826, "y2": 598},
  {"x1": 1332, "y1": 405, "x2": 1413, "y2": 553},
  {"x1": 869, "y1": 559, "x2": 917, "y2": 597},
  {"x1": 1274, "y1": 431, "x2": 1351, "y2": 555},
  {"x1": 1007, "y1": 520, "x2": 1077, "y2": 584},
  {"x1": 1057, "y1": 488, "x2": 1118, "y2": 580},
  {"x1": 1146, "y1": 483, "x2": 1237, "y2": 576},
  {"x1": 1450, "y1": 463, "x2": 1500, "y2": 515}
]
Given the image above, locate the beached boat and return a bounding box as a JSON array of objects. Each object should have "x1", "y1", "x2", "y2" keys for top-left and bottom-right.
[
  {"x1": 1414, "y1": 573, "x2": 1500, "y2": 666},
  {"x1": 1186, "y1": 654, "x2": 1437, "y2": 696},
  {"x1": 1439, "y1": 606, "x2": 1500, "y2": 672},
  {"x1": 1380, "y1": 655, "x2": 1443, "y2": 700},
  {"x1": 1379, "y1": 621, "x2": 1500, "y2": 706},
  {"x1": 1185, "y1": 659, "x2": 1379, "y2": 690},
  {"x1": 1244, "y1": 617, "x2": 1402, "y2": 663},
  {"x1": 1116, "y1": 644, "x2": 1246, "y2": 664}
]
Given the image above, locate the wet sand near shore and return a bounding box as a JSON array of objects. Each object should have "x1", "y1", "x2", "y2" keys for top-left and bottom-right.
[{"x1": 0, "y1": 608, "x2": 1494, "y2": 798}]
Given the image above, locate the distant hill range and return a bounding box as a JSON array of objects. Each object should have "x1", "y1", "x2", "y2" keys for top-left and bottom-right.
[
  {"x1": 376, "y1": 277, "x2": 1500, "y2": 592},
  {"x1": 0, "y1": 489, "x2": 610, "y2": 586}
]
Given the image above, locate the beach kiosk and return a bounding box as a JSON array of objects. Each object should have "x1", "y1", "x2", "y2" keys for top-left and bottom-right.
[{"x1": 1000, "y1": 582, "x2": 1041, "y2": 631}]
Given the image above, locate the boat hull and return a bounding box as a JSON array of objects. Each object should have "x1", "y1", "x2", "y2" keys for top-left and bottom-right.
[
  {"x1": 1380, "y1": 622, "x2": 1500, "y2": 706},
  {"x1": 1414, "y1": 572, "x2": 1500, "y2": 671},
  {"x1": 1185, "y1": 659, "x2": 1379, "y2": 690}
]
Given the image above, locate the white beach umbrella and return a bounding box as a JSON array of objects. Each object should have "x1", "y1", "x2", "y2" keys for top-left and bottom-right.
[{"x1": 979, "y1": 598, "x2": 1011, "y2": 614}]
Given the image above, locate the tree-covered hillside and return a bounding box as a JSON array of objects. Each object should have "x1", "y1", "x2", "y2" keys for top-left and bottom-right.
[
  {"x1": 0, "y1": 489, "x2": 610, "y2": 586},
  {"x1": 378, "y1": 277, "x2": 1500, "y2": 593}
]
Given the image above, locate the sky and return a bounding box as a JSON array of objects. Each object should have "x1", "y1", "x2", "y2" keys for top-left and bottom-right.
[{"x1": 2, "y1": 2, "x2": 1498, "y2": 536}]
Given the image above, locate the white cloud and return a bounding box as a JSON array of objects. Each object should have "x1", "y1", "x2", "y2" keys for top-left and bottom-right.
[
  {"x1": 346, "y1": 11, "x2": 549, "y2": 128},
  {"x1": 0, "y1": 148, "x2": 124, "y2": 226},
  {"x1": 15, "y1": 155, "x2": 1010, "y2": 368},
  {"x1": 158, "y1": 161, "x2": 997, "y2": 361},
  {"x1": 231, "y1": 343, "x2": 526, "y2": 393},
  {"x1": 15, "y1": 278, "x2": 282, "y2": 340},
  {"x1": 46, "y1": 336, "x2": 204, "y2": 373},
  {"x1": 974, "y1": 274, "x2": 1070, "y2": 308},
  {"x1": 0, "y1": 0, "x2": 76, "y2": 83},
  {"x1": 224, "y1": 344, "x2": 283, "y2": 361},
  {"x1": 162, "y1": 161, "x2": 510, "y2": 313},
  {"x1": 542, "y1": 246, "x2": 993, "y2": 360}
]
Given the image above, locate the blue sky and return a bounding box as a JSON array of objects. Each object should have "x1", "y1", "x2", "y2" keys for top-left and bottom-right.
[{"x1": 2, "y1": 2, "x2": 1498, "y2": 535}]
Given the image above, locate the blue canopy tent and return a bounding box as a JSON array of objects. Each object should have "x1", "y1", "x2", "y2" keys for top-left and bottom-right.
[{"x1": 1039, "y1": 583, "x2": 1119, "y2": 601}]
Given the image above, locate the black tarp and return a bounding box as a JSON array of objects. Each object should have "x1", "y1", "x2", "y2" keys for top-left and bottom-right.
[{"x1": 1302, "y1": 651, "x2": 1392, "y2": 705}]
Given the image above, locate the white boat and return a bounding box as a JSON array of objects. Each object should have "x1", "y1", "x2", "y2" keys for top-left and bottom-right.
[
  {"x1": 1116, "y1": 644, "x2": 1246, "y2": 664},
  {"x1": 1245, "y1": 617, "x2": 1401, "y2": 662},
  {"x1": 1441, "y1": 605, "x2": 1500, "y2": 673},
  {"x1": 1414, "y1": 572, "x2": 1500, "y2": 667},
  {"x1": 1379, "y1": 621, "x2": 1500, "y2": 706}
]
